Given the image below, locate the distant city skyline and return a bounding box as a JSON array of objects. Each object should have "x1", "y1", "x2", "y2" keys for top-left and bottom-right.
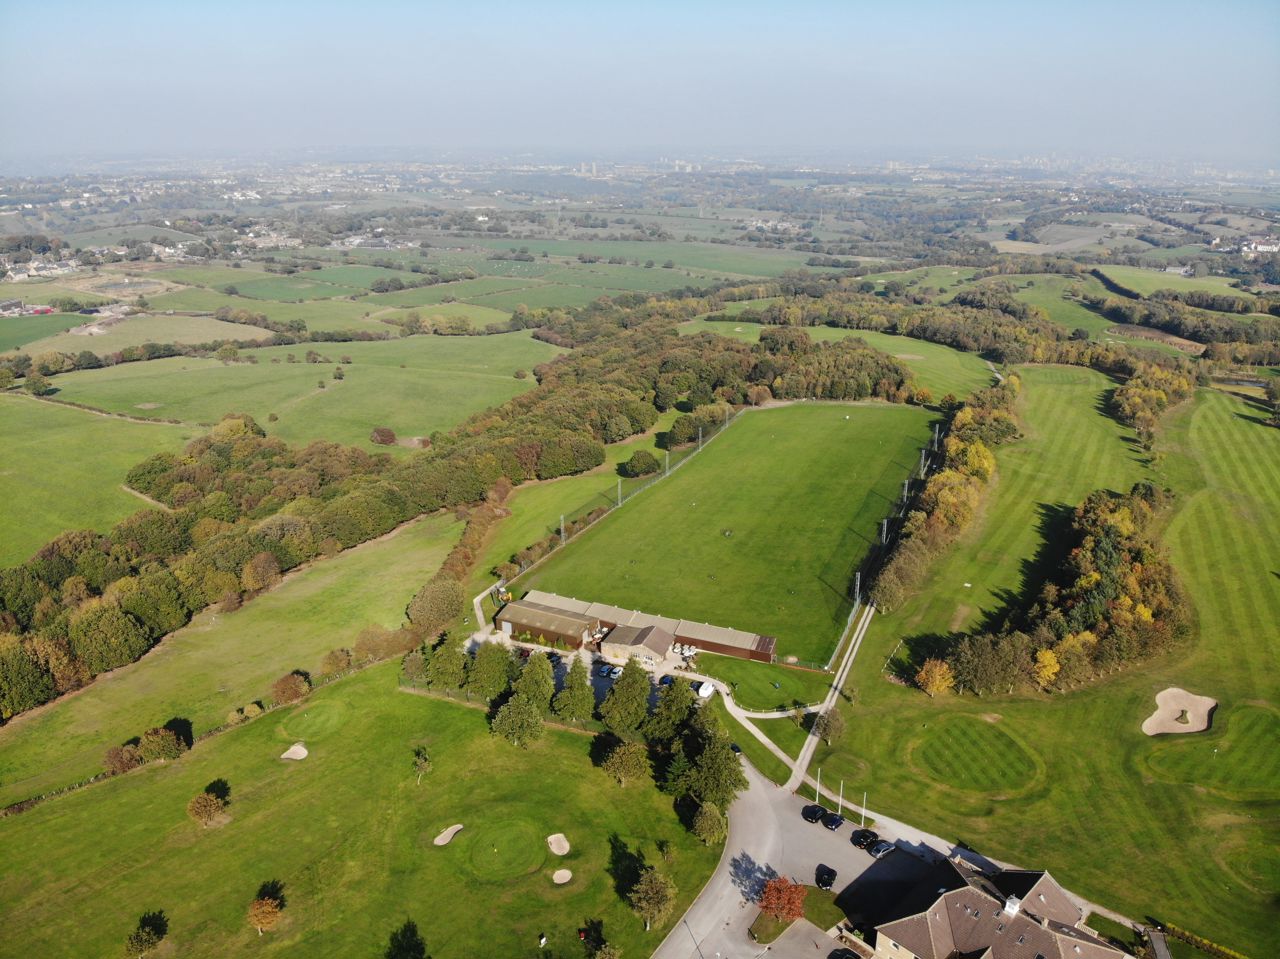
[{"x1": 2, "y1": 0, "x2": 1278, "y2": 169}]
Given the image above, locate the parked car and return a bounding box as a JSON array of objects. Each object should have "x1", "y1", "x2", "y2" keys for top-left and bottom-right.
[
  {"x1": 608, "y1": 666, "x2": 623, "y2": 679},
  {"x1": 597, "y1": 664, "x2": 613, "y2": 677},
  {"x1": 729, "y1": 743, "x2": 741, "y2": 753},
  {"x1": 548, "y1": 653, "x2": 562, "y2": 666},
  {"x1": 850, "y1": 828, "x2": 877, "y2": 849},
  {"x1": 868, "y1": 840, "x2": 895, "y2": 860},
  {"x1": 658, "y1": 675, "x2": 675, "y2": 686},
  {"x1": 822, "y1": 812, "x2": 845, "y2": 831},
  {"x1": 694, "y1": 681, "x2": 716, "y2": 699},
  {"x1": 801, "y1": 804, "x2": 828, "y2": 824},
  {"x1": 815, "y1": 864, "x2": 837, "y2": 891}
]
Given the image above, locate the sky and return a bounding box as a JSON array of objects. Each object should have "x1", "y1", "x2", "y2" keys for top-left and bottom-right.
[{"x1": 2, "y1": 0, "x2": 1278, "y2": 168}]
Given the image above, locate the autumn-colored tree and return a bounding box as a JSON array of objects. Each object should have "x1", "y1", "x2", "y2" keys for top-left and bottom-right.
[
  {"x1": 915, "y1": 658, "x2": 956, "y2": 698},
  {"x1": 104, "y1": 744, "x2": 143, "y2": 775},
  {"x1": 271, "y1": 671, "x2": 310, "y2": 704},
  {"x1": 187, "y1": 791, "x2": 225, "y2": 827},
  {"x1": 758, "y1": 876, "x2": 807, "y2": 923},
  {"x1": 240, "y1": 551, "x2": 281, "y2": 593},
  {"x1": 629, "y1": 866, "x2": 676, "y2": 930},
  {"x1": 247, "y1": 896, "x2": 282, "y2": 935},
  {"x1": 137, "y1": 726, "x2": 185, "y2": 762},
  {"x1": 1034, "y1": 648, "x2": 1061, "y2": 689}
]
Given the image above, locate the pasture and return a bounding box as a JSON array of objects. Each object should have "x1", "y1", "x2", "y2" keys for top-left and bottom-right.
[
  {"x1": 15, "y1": 313, "x2": 270, "y2": 356},
  {"x1": 46, "y1": 332, "x2": 560, "y2": 449},
  {"x1": 678, "y1": 319, "x2": 994, "y2": 399},
  {"x1": 226, "y1": 274, "x2": 364, "y2": 301},
  {"x1": 0, "y1": 662, "x2": 718, "y2": 959},
  {"x1": 0, "y1": 312, "x2": 81, "y2": 352},
  {"x1": 812, "y1": 377, "x2": 1279, "y2": 954},
  {"x1": 1095, "y1": 265, "x2": 1255, "y2": 301},
  {"x1": 143, "y1": 288, "x2": 384, "y2": 332},
  {"x1": 0, "y1": 396, "x2": 197, "y2": 566},
  {"x1": 0, "y1": 513, "x2": 460, "y2": 806},
  {"x1": 523, "y1": 403, "x2": 936, "y2": 663},
  {"x1": 463, "y1": 238, "x2": 835, "y2": 277}
]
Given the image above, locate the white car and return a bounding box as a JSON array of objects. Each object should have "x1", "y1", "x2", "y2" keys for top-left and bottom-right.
[
  {"x1": 694, "y1": 681, "x2": 716, "y2": 699},
  {"x1": 608, "y1": 666, "x2": 623, "y2": 680}
]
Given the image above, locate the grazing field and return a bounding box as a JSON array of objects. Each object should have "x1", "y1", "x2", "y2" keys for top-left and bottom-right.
[
  {"x1": 150, "y1": 266, "x2": 269, "y2": 288},
  {"x1": 679, "y1": 319, "x2": 994, "y2": 399},
  {"x1": 540, "y1": 263, "x2": 706, "y2": 293},
  {"x1": 49, "y1": 332, "x2": 559, "y2": 449},
  {"x1": 228, "y1": 274, "x2": 363, "y2": 301},
  {"x1": 0, "y1": 312, "x2": 81, "y2": 351},
  {"x1": 0, "y1": 662, "x2": 718, "y2": 959},
  {"x1": 143, "y1": 288, "x2": 381, "y2": 331},
  {"x1": 524, "y1": 403, "x2": 936, "y2": 663},
  {"x1": 469, "y1": 283, "x2": 610, "y2": 311},
  {"x1": 464, "y1": 238, "x2": 834, "y2": 277},
  {"x1": 0, "y1": 513, "x2": 460, "y2": 806},
  {"x1": 16, "y1": 313, "x2": 270, "y2": 356},
  {"x1": 1095, "y1": 265, "x2": 1255, "y2": 301},
  {"x1": 0, "y1": 396, "x2": 197, "y2": 565},
  {"x1": 812, "y1": 380, "x2": 1279, "y2": 954},
  {"x1": 364, "y1": 276, "x2": 534, "y2": 308}
]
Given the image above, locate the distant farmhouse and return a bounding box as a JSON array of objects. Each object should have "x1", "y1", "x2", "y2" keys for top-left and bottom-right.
[{"x1": 873, "y1": 858, "x2": 1127, "y2": 959}]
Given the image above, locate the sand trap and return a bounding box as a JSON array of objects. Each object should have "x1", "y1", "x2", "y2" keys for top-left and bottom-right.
[
  {"x1": 552, "y1": 869, "x2": 573, "y2": 884},
  {"x1": 280, "y1": 742, "x2": 308, "y2": 760},
  {"x1": 433, "y1": 824, "x2": 464, "y2": 846},
  {"x1": 546, "y1": 833, "x2": 570, "y2": 856},
  {"x1": 1142, "y1": 687, "x2": 1218, "y2": 736}
]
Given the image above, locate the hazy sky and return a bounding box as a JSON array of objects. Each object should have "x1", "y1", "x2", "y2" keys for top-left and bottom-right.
[{"x1": 3, "y1": 0, "x2": 1277, "y2": 166}]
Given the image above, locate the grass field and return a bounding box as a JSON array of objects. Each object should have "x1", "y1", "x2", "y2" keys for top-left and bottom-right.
[
  {"x1": 469, "y1": 283, "x2": 611, "y2": 311},
  {"x1": 144, "y1": 288, "x2": 381, "y2": 332},
  {"x1": 0, "y1": 396, "x2": 197, "y2": 565},
  {"x1": 0, "y1": 513, "x2": 460, "y2": 806},
  {"x1": 811, "y1": 376, "x2": 1279, "y2": 954},
  {"x1": 523, "y1": 403, "x2": 936, "y2": 662},
  {"x1": 1096, "y1": 265, "x2": 1255, "y2": 301},
  {"x1": 228, "y1": 274, "x2": 364, "y2": 301},
  {"x1": 678, "y1": 319, "x2": 994, "y2": 399},
  {"x1": 693, "y1": 657, "x2": 831, "y2": 712},
  {"x1": 16, "y1": 313, "x2": 270, "y2": 356},
  {"x1": 364, "y1": 276, "x2": 535, "y2": 309},
  {"x1": 464, "y1": 238, "x2": 834, "y2": 277},
  {"x1": 48, "y1": 332, "x2": 560, "y2": 449},
  {"x1": 0, "y1": 661, "x2": 718, "y2": 959},
  {"x1": 0, "y1": 312, "x2": 81, "y2": 351}
]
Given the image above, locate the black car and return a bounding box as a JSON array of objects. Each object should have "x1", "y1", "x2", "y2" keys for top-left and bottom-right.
[
  {"x1": 815, "y1": 864, "x2": 837, "y2": 891},
  {"x1": 801, "y1": 804, "x2": 828, "y2": 824},
  {"x1": 730, "y1": 743, "x2": 742, "y2": 754},
  {"x1": 850, "y1": 828, "x2": 877, "y2": 849},
  {"x1": 821, "y1": 812, "x2": 845, "y2": 831}
]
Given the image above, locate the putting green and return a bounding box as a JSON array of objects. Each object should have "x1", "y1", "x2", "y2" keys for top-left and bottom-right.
[
  {"x1": 458, "y1": 819, "x2": 548, "y2": 883},
  {"x1": 1145, "y1": 705, "x2": 1280, "y2": 800},
  {"x1": 278, "y1": 700, "x2": 350, "y2": 742},
  {"x1": 911, "y1": 715, "x2": 1042, "y2": 795}
]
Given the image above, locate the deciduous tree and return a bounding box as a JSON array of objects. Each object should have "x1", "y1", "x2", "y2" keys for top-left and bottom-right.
[
  {"x1": 602, "y1": 741, "x2": 651, "y2": 786},
  {"x1": 758, "y1": 876, "x2": 807, "y2": 923},
  {"x1": 271, "y1": 671, "x2": 310, "y2": 704},
  {"x1": 247, "y1": 896, "x2": 281, "y2": 935},
  {"x1": 629, "y1": 865, "x2": 676, "y2": 930},
  {"x1": 813, "y1": 708, "x2": 845, "y2": 746},
  {"x1": 187, "y1": 791, "x2": 224, "y2": 827},
  {"x1": 915, "y1": 658, "x2": 956, "y2": 698}
]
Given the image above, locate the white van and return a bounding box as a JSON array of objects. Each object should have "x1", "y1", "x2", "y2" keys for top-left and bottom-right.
[{"x1": 694, "y1": 681, "x2": 716, "y2": 700}]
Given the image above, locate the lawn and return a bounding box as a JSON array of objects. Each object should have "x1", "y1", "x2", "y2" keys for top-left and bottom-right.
[
  {"x1": 706, "y1": 697, "x2": 791, "y2": 786},
  {"x1": 0, "y1": 662, "x2": 718, "y2": 959},
  {"x1": 679, "y1": 319, "x2": 994, "y2": 399},
  {"x1": 810, "y1": 378, "x2": 1279, "y2": 955},
  {"x1": 523, "y1": 403, "x2": 936, "y2": 663},
  {"x1": 0, "y1": 513, "x2": 460, "y2": 806},
  {"x1": 0, "y1": 312, "x2": 81, "y2": 352},
  {"x1": 0, "y1": 396, "x2": 197, "y2": 566},
  {"x1": 47, "y1": 332, "x2": 561, "y2": 450},
  {"x1": 694, "y1": 656, "x2": 831, "y2": 712},
  {"x1": 17, "y1": 313, "x2": 271, "y2": 356}
]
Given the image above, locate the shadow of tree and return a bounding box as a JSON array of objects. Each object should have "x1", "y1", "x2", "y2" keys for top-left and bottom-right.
[
  {"x1": 384, "y1": 919, "x2": 429, "y2": 959},
  {"x1": 257, "y1": 879, "x2": 286, "y2": 908},
  {"x1": 137, "y1": 910, "x2": 168, "y2": 938},
  {"x1": 606, "y1": 834, "x2": 646, "y2": 899},
  {"x1": 204, "y1": 778, "x2": 231, "y2": 802},
  {"x1": 163, "y1": 717, "x2": 193, "y2": 749},
  {"x1": 728, "y1": 851, "x2": 777, "y2": 901}
]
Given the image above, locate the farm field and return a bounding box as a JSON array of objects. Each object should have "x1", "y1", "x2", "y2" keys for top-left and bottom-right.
[
  {"x1": 1096, "y1": 265, "x2": 1255, "y2": 301},
  {"x1": 861, "y1": 265, "x2": 978, "y2": 291},
  {"x1": 463, "y1": 238, "x2": 835, "y2": 277},
  {"x1": 14, "y1": 313, "x2": 270, "y2": 356},
  {"x1": 0, "y1": 513, "x2": 460, "y2": 807},
  {"x1": 143, "y1": 288, "x2": 381, "y2": 331},
  {"x1": 364, "y1": 276, "x2": 535, "y2": 308},
  {"x1": 227, "y1": 274, "x2": 364, "y2": 301},
  {"x1": 0, "y1": 661, "x2": 718, "y2": 959},
  {"x1": 679, "y1": 319, "x2": 994, "y2": 399},
  {"x1": 48, "y1": 331, "x2": 560, "y2": 449},
  {"x1": 469, "y1": 283, "x2": 610, "y2": 311},
  {"x1": 812, "y1": 377, "x2": 1279, "y2": 954},
  {"x1": 523, "y1": 403, "x2": 936, "y2": 663},
  {"x1": 0, "y1": 312, "x2": 81, "y2": 351},
  {"x1": 0, "y1": 396, "x2": 197, "y2": 566}
]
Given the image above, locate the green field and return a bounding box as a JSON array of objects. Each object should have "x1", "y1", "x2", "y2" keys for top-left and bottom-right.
[
  {"x1": 151, "y1": 266, "x2": 269, "y2": 288},
  {"x1": 0, "y1": 662, "x2": 718, "y2": 959},
  {"x1": 679, "y1": 319, "x2": 994, "y2": 399},
  {"x1": 144, "y1": 288, "x2": 381, "y2": 332},
  {"x1": 0, "y1": 513, "x2": 459, "y2": 806},
  {"x1": 228, "y1": 274, "x2": 363, "y2": 301},
  {"x1": 1096, "y1": 265, "x2": 1255, "y2": 301},
  {"x1": 812, "y1": 377, "x2": 1279, "y2": 954},
  {"x1": 469, "y1": 283, "x2": 611, "y2": 311},
  {"x1": 464, "y1": 238, "x2": 835, "y2": 277},
  {"x1": 14, "y1": 313, "x2": 270, "y2": 356},
  {"x1": 0, "y1": 312, "x2": 81, "y2": 351},
  {"x1": 693, "y1": 656, "x2": 831, "y2": 712},
  {"x1": 0, "y1": 396, "x2": 197, "y2": 565},
  {"x1": 523, "y1": 403, "x2": 935, "y2": 662},
  {"x1": 365, "y1": 276, "x2": 535, "y2": 309},
  {"x1": 48, "y1": 332, "x2": 560, "y2": 450},
  {"x1": 911, "y1": 715, "x2": 1042, "y2": 794}
]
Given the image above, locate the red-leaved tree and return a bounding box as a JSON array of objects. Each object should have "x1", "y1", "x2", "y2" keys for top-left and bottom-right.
[{"x1": 758, "y1": 876, "x2": 808, "y2": 923}]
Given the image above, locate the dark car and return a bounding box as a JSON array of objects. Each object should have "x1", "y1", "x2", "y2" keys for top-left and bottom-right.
[
  {"x1": 868, "y1": 840, "x2": 895, "y2": 860},
  {"x1": 850, "y1": 828, "x2": 877, "y2": 849},
  {"x1": 658, "y1": 675, "x2": 675, "y2": 686},
  {"x1": 822, "y1": 812, "x2": 845, "y2": 831},
  {"x1": 815, "y1": 864, "x2": 837, "y2": 891},
  {"x1": 548, "y1": 653, "x2": 562, "y2": 666},
  {"x1": 801, "y1": 804, "x2": 828, "y2": 824},
  {"x1": 730, "y1": 743, "x2": 742, "y2": 754}
]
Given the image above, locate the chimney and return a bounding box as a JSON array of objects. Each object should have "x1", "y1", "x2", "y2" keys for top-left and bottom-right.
[{"x1": 1003, "y1": 895, "x2": 1021, "y2": 917}]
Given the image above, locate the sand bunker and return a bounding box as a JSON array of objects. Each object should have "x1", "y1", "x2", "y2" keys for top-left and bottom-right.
[
  {"x1": 546, "y1": 833, "x2": 570, "y2": 856},
  {"x1": 1142, "y1": 687, "x2": 1218, "y2": 736},
  {"x1": 280, "y1": 742, "x2": 308, "y2": 761},
  {"x1": 433, "y1": 824, "x2": 465, "y2": 846},
  {"x1": 552, "y1": 869, "x2": 573, "y2": 884}
]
